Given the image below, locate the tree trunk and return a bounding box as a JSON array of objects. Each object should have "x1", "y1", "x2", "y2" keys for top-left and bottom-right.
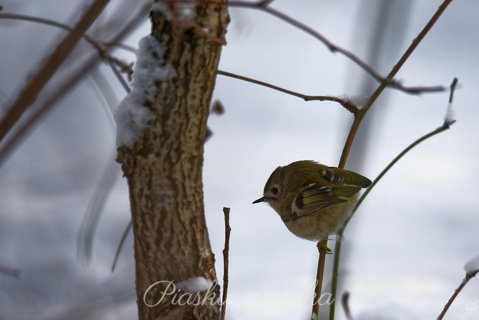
[{"x1": 116, "y1": 2, "x2": 229, "y2": 319}]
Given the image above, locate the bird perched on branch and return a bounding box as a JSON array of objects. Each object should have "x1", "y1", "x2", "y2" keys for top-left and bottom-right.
[{"x1": 253, "y1": 160, "x2": 371, "y2": 241}]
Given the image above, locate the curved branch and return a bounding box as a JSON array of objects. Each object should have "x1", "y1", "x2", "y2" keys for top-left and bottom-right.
[
  {"x1": 338, "y1": 0, "x2": 454, "y2": 169},
  {"x1": 0, "y1": 0, "x2": 111, "y2": 141},
  {"x1": 217, "y1": 70, "x2": 358, "y2": 113},
  {"x1": 227, "y1": 1, "x2": 446, "y2": 95}
]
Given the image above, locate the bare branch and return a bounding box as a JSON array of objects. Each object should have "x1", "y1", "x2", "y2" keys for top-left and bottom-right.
[
  {"x1": 311, "y1": 239, "x2": 328, "y2": 319},
  {"x1": 341, "y1": 291, "x2": 353, "y2": 320},
  {"x1": 220, "y1": 207, "x2": 231, "y2": 320},
  {"x1": 111, "y1": 221, "x2": 132, "y2": 272},
  {"x1": 0, "y1": 0, "x2": 111, "y2": 141},
  {"x1": 0, "y1": 264, "x2": 21, "y2": 279},
  {"x1": 217, "y1": 70, "x2": 358, "y2": 113},
  {"x1": 338, "y1": 0, "x2": 454, "y2": 169},
  {"x1": 0, "y1": 13, "x2": 135, "y2": 77},
  {"x1": 330, "y1": 76, "x2": 458, "y2": 319},
  {"x1": 437, "y1": 270, "x2": 478, "y2": 320},
  {"x1": 0, "y1": 2, "x2": 151, "y2": 167},
  {"x1": 109, "y1": 62, "x2": 132, "y2": 93},
  {"x1": 226, "y1": 1, "x2": 446, "y2": 95}
]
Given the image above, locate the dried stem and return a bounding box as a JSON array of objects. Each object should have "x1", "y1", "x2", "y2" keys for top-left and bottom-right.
[
  {"x1": 220, "y1": 207, "x2": 231, "y2": 320},
  {"x1": 0, "y1": 0, "x2": 110, "y2": 141}
]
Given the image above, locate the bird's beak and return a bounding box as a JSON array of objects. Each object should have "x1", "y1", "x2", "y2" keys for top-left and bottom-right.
[{"x1": 252, "y1": 196, "x2": 265, "y2": 204}]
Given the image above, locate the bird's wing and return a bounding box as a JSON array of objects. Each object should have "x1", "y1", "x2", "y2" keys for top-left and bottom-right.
[
  {"x1": 316, "y1": 166, "x2": 372, "y2": 188},
  {"x1": 290, "y1": 167, "x2": 371, "y2": 218},
  {"x1": 291, "y1": 183, "x2": 357, "y2": 218}
]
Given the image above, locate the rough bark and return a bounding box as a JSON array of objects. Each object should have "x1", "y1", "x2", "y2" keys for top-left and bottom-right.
[{"x1": 116, "y1": 2, "x2": 229, "y2": 319}]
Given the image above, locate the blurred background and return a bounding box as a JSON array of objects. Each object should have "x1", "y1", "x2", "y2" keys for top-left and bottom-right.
[{"x1": 1, "y1": 0, "x2": 478, "y2": 319}]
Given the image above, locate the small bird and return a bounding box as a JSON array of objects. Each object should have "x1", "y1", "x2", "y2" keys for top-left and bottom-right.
[{"x1": 253, "y1": 160, "x2": 371, "y2": 241}]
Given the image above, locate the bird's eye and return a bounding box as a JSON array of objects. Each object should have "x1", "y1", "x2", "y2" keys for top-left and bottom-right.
[{"x1": 271, "y1": 186, "x2": 279, "y2": 195}]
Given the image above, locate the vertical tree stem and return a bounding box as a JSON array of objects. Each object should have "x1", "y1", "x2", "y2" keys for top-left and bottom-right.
[
  {"x1": 117, "y1": 3, "x2": 229, "y2": 319},
  {"x1": 220, "y1": 207, "x2": 231, "y2": 320},
  {"x1": 312, "y1": 239, "x2": 328, "y2": 319}
]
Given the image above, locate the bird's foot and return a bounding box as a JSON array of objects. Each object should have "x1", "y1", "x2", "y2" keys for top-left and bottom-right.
[{"x1": 317, "y1": 240, "x2": 331, "y2": 254}]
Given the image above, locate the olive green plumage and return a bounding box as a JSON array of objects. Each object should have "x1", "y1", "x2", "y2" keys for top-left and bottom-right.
[{"x1": 253, "y1": 160, "x2": 371, "y2": 240}]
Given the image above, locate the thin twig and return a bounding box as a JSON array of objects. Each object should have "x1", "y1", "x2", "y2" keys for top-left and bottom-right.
[
  {"x1": 338, "y1": 0, "x2": 454, "y2": 168},
  {"x1": 329, "y1": 75, "x2": 458, "y2": 319},
  {"x1": 329, "y1": 234, "x2": 342, "y2": 320},
  {"x1": 111, "y1": 221, "x2": 132, "y2": 272},
  {"x1": 437, "y1": 270, "x2": 479, "y2": 320},
  {"x1": 329, "y1": 0, "x2": 452, "y2": 320},
  {"x1": 217, "y1": 70, "x2": 358, "y2": 114},
  {"x1": 0, "y1": 264, "x2": 21, "y2": 279},
  {"x1": 330, "y1": 124, "x2": 456, "y2": 320},
  {"x1": 353, "y1": 121, "x2": 455, "y2": 219},
  {"x1": 0, "y1": 2, "x2": 151, "y2": 167},
  {"x1": 341, "y1": 291, "x2": 353, "y2": 320},
  {"x1": 0, "y1": 0, "x2": 111, "y2": 141},
  {"x1": 220, "y1": 207, "x2": 231, "y2": 320},
  {"x1": 226, "y1": 1, "x2": 445, "y2": 96},
  {"x1": 351, "y1": 77, "x2": 458, "y2": 226},
  {"x1": 109, "y1": 62, "x2": 132, "y2": 93},
  {"x1": 0, "y1": 12, "x2": 133, "y2": 51},
  {"x1": 449, "y1": 77, "x2": 458, "y2": 104},
  {"x1": 77, "y1": 151, "x2": 121, "y2": 264},
  {"x1": 0, "y1": 13, "x2": 101, "y2": 49},
  {"x1": 311, "y1": 239, "x2": 328, "y2": 320},
  {"x1": 0, "y1": 13, "x2": 135, "y2": 76}
]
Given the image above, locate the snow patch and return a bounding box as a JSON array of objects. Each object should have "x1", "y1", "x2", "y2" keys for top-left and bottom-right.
[
  {"x1": 464, "y1": 255, "x2": 479, "y2": 275},
  {"x1": 151, "y1": 1, "x2": 172, "y2": 19},
  {"x1": 341, "y1": 94, "x2": 368, "y2": 109},
  {"x1": 115, "y1": 35, "x2": 175, "y2": 148},
  {"x1": 177, "y1": 277, "x2": 213, "y2": 293},
  {"x1": 444, "y1": 102, "x2": 455, "y2": 124},
  {"x1": 176, "y1": 2, "x2": 196, "y2": 22},
  {"x1": 151, "y1": 1, "x2": 196, "y2": 22}
]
